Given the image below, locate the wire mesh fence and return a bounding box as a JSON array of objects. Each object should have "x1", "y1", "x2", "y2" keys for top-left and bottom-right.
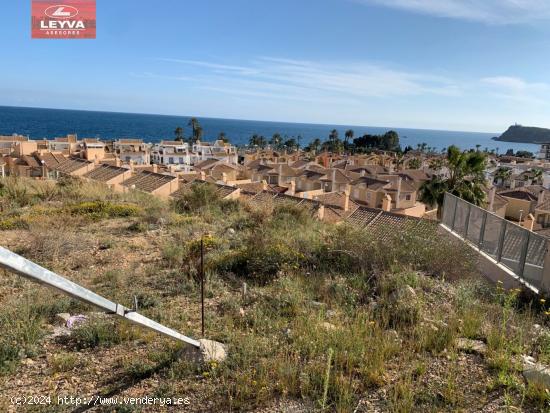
[{"x1": 442, "y1": 192, "x2": 547, "y2": 291}]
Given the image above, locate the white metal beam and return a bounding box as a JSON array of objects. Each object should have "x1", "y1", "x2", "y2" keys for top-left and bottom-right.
[{"x1": 0, "y1": 246, "x2": 200, "y2": 348}]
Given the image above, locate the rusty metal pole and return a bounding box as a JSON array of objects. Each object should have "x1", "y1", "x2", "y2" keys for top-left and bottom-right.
[{"x1": 200, "y1": 237, "x2": 205, "y2": 337}]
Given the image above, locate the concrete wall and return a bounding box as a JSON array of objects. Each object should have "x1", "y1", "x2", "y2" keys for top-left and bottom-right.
[{"x1": 151, "y1": 179, "x2": 179, "y2": 198}]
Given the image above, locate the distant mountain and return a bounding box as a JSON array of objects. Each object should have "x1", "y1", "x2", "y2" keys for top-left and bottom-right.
[{"x1": 493, "y1": 125, "x2": 550, "y2": 144}]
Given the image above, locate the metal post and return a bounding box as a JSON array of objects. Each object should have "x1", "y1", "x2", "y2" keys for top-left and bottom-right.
[
  {"x1": 478, "y1": 211, "x2": 488, "y2": 249},
  {"x1": 496, "y1": 221, "x2": 507, "y2": 263},
  {"x1": 463, "y1": 203, "x2": 472, "y2": 238},
  {"x1": 200, "y1": 237, "x2": 205, "y2": 337},
  {"x1": 451, "y1": 195, "x2": 459, "y2": 231},
  {"x1": 518, "y1": 231, "x2": 531, "y2": 279}
]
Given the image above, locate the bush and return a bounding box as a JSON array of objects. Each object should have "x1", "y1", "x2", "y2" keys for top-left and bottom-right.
[
  {"x1": 66, "y1": 201, "x2": 141, "y2": 219},
  {"x1": 174, "y1": 183, "x2": 221, "y2": 213}
]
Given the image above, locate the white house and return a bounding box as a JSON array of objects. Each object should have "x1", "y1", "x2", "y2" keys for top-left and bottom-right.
[
  {"x1": 191, "y1": 140, "x2": 238, "y2": 165},
  {"x1": 151, "y1": 141, "x2": 191, "y2": 171},
  {"x1": 114, "y1": 139, "x2": 151, "y2": 165}
]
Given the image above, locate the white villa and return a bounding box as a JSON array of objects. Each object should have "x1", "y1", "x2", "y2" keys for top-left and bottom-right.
[
  {"x1": 191, "y1": 140, "x2": 238, "y2": 165},
  {"x1": 151, "y1": 141, "x2": 191, "y2": 171}
]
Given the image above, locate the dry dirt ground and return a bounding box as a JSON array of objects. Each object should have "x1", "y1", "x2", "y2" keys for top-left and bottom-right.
[{"x1": 0, "y1": 195, "x2": 548, "y2": 412}]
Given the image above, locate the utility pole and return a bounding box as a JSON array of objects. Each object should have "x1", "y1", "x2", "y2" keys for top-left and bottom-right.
[{"x1": 200, "y1": 237, "x2": 205, "y2": 337}]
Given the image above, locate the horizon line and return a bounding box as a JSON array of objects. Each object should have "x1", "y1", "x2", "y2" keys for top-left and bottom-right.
[{"x1": 0, "y1": 103, "x2": 501, "y2": 136}]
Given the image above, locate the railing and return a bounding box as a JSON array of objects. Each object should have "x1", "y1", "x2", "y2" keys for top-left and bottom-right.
[
  {"x1": 441, "y1": 192, "x2": 548, "y2": 292},
  {"x1": 0, "y1": 246, "x2": 200, "y2": 348}
]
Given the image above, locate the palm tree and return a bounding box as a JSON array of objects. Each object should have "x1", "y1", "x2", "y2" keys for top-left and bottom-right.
[
  {"x1": 218, "y1": 132, "x2": 229, "y2": 143},
  {"x1": 257, "y1": 135, "x2": 267, "y2": 149},
  {"x1": 270, "y1": 133, "x2": 282, "y2": 149},
  {"x1": 420, "y1": 145, "x2": 487, "y2": 213},
  {"x1": 530, "y1": 168, "x2": 543, "y2": 185},
  {"x1": 249, "y1": 134, "x2": 260, "y2": 147},
  {"x1": 345, "y1": 129, "x2": 354, "y2": 145},
  {"x1": 188, "y1": 117, "x2": 203, "y2": 142},
  {"x1": 308, "y1": 138, "x2": 322, "y2": 154},
  {"x1": 174, "y1": 126, "x2": 184, "y2": 142},
  {"x1": 494, "y1": 167, "x2": 512, "y2": 187}
]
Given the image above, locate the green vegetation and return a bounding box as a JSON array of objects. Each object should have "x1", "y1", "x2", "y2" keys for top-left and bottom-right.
[
  {"x1": 420, "y1": 145, "x2": 487, "y2": 210},
  {"x1": 496, "y1": 124, "x2": 550, "y2": 144},
  {"x1": 0, "y1": 176, "x2": 549, "y2": 412}
]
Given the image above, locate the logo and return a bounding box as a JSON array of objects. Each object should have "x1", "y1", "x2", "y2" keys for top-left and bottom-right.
[
  {"x1": 32, "y1": 0, "x2": 96, "y2": 39},
  {"x1": 45, "y1": 5, "x2": 79, "y2": 19}
]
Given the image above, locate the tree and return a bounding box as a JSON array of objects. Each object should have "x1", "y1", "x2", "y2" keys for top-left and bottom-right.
[
  {"x1": 327, "y1": 129, "x2": 343, "y2": 153},
  {"x1": 188, "y1": 117, "x2": 203, "y2": 142},
  {"x1": 249, "y1": 134, "x2": 266, "y2": 149},
  {"x1": 344, "y1": 129, "x2": 354, "y2": 147},
  {"x1": 530, "y1": 168, "x2": 543, "y2": 185},
  {"x1": 494, "y1": 167, "x2": 512, "y2": 186},
  {"x1": 218, "y1": 132, "x2": 229, "y2": 143},
  {"x1": 284, "y1": 138, "x2": 299, "y2": 152},
  {"x1": 429, "y1": 158, "x2": 445, "y2": 173},
  {"x1": 408, "y1": 158, "x2": 422, "y2": 170},
  {"x1": 420, "y1": 145, "x2": 487, "y2": 212},
  {"x1": 270, "y1": 133, "x2": 282, "y2": 149},
  {"x1": 174, "y1": 126, "x2": 184, "y2": 142},
  {"x1": 307, "y1": 138, "x2": 322, "y2": 154}
]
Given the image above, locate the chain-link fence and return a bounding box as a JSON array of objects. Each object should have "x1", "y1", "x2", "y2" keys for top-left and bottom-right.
[{"x1": 442, "y1": 192, "x2": 547, "y2": 291}]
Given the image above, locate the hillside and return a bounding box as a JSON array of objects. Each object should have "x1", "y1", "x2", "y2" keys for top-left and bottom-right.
[
  {"x1": 1, "y1": 177, "x2": 550, "y2": 412},
  {"x1": 494, "y1": 125, "x2": 550, "y2": 144}
]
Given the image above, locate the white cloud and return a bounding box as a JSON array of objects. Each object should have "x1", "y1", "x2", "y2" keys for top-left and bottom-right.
[
  {"x1": 357, "y1": 0, "x2": 550, "y2": 24},
  {"x1": 481, "y1": 76, "x2": 550, "y2": 103},
  {"x1": 153, "y1": 56, "x2": 462, "y2": 101}
]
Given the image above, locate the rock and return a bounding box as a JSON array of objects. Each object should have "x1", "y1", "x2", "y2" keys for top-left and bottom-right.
[
  {"x1": 387, "y1": 329, "x2": 401, "y2": 343},
  {"x1": 321, "y1": 322, "x2": 337, "y2": 331},
  {"x1": 310, "y1": 301, "x2": 324, "y2": 309},
  {"x1": 522, "y1": 355, "x2": 550, "y2": 389},
  {"x1": 199, "y1": 339, "x2": 227, "y2": 363},
  {"x1": 326, "y1": 310, "x2": 337, "y2": 318},
  {"x1": 227, "y1": 228, "x2": 236, "y2": 235},
  {"x1": 455, "y1": 338, "x2": 487, "y2": 355},
  {"x1": 55, "y1": 313, "x2": 71, "y2": 326},
  {"x1": 390, "y1": 285, "x2": 417, "y2": 305},
  {"x1": 22, "y1": 358, "x2": 34, "y2": 366}
]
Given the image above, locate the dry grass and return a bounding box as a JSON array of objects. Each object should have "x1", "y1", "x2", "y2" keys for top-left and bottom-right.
[{"x1": 0, "y1": 176, "x2": 548, "y2": 412}]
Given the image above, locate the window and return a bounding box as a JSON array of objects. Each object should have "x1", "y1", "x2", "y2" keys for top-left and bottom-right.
[
  {"x1": 406, "y1": 195, "x2": 411, "y2": 201},
  {"x1": 169, "y1": 157, "x2": 174, "y2": 164},
  {"x1": 179, "y1": 157, "x2": 184, "y2": 163}
]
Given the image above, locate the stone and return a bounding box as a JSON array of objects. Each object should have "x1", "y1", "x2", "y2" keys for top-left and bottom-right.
[
  {"x1": 55, "y1": 313, "x2": 71, "y2": 326},
  {"x1": 387, "y1": 329, "x2": 401, "y2": 343},
  {"x1": 455, "y1": 338, "x2": 487, "y2": 355},
  {"x1": 522, "y1": 355, "x2": 550, "y2": 390},
  {"x1": 326, "y1": 310, "x2": 337, "y2": 318},
  {"x1": 310, "y1": 301, "x2": 324, "y2": 309},
  {"x1": 227, "y1": 228, "x2": 236, "y2": 235},
  {"x1": 321, "y1": 322, "x2": 337, "y2": 331},
  {"x1": 22, "y1": 358, "x2": 34, "y2": 366},
  {"x1": 199, "y1": 339, "x2": 227, "y2": 363}
]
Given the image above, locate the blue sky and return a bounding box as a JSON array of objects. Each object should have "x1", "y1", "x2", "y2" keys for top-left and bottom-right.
[{"x1": 1, "y1": 0, "x2": 550, "y2": 132}]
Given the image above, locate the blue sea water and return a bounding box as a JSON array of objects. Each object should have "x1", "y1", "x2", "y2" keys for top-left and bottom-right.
[{"x1": 0, "y1": 105, "x2": 539, "y2": 154}]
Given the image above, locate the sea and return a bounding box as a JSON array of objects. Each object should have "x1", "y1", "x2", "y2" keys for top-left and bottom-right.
[{"x1": 0, "y1": 106, "x2": 539, "y2": 154}]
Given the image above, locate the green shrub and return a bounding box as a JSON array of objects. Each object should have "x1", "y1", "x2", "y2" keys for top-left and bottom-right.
[
  {"x1": 174, "y1": 183, "x2": 221, "y2": 213},
  {"x1": 0, "y1": 216, "x2": 28, "y2": 231},
  {"x1": 66, "y1": 201, "x2": 141, "y2": 219}
]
